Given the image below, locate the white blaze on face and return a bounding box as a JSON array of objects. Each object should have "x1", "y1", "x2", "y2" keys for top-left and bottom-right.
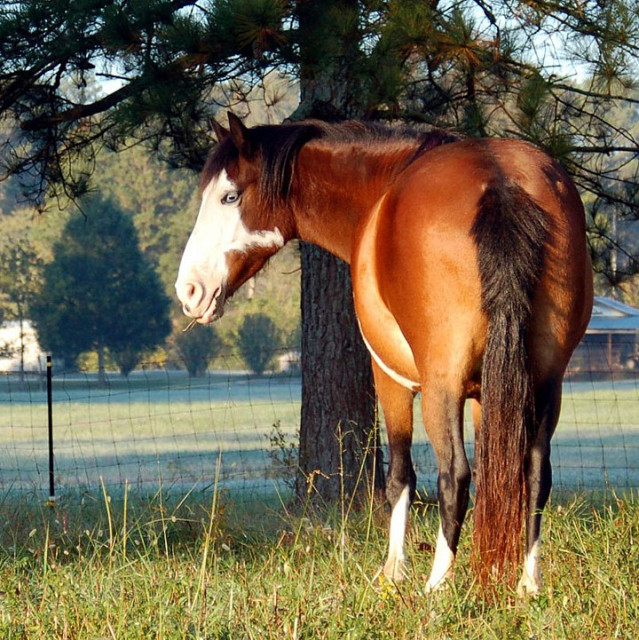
[{"x1": 175, "y1": 170, "x2": 285, "y2": 322}]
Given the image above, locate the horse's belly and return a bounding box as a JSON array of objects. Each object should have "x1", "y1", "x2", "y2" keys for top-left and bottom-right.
[
  {"x1": 357, "y1": 311, "x2": 421, "y2": 392},
  {"x1": 352, "y1": 202, "x2": 421, "y2": 392}
]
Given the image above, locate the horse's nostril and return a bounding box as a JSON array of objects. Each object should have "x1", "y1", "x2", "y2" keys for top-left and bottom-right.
[
  {"x1": 181, "y1": 281, "x2": 203, "y2": 304},
  {"x1": 177, "y1": 280, "x2": 206, "y2": 316},
  {"x1": 176, "y1": 275, "x2": 208, "y2": 316}
]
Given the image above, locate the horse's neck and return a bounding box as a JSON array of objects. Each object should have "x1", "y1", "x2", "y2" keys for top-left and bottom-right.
[{"x1": 291, "y1": 141, "x2": 419, "y2": 262}]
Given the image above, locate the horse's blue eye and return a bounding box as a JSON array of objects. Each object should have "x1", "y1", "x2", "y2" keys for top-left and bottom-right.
[{"x1": 222, "y1": 191, "x2": 240, "y2": 204}]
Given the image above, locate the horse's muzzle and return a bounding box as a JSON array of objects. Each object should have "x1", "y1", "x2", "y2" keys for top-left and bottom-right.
[{"x1": 176, "y1": 280, "x2": 224, "y2": 323}]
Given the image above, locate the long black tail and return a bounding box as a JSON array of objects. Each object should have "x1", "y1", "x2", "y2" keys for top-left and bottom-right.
[{"x1": 470, "y1": 179, "x2": 549, "y2": 586}]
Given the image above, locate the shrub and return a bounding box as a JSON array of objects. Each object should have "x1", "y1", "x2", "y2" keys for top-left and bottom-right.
[
  {"x1": 236, "y1": 313, "x2": 281, "y2": 375},
  {"x1": 175, "y1": 325, "x2": 223, "y2": 377}
]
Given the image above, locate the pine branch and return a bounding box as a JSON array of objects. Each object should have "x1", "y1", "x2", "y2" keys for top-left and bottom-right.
[{"x1": 20, "y1": 81, "x2": 141, "y2": 132}]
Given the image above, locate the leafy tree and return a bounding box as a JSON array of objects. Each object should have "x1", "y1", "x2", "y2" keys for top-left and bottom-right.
[
  {"x1": 175, "y1": 324, "x2": 224, "y2": 377},
  {"x1": 236, "y1": 313, "x2": 281, "y2": 375},
  {"x1": 94, "y1": 144, "x2": 201, "y2": 290},
  {"x1": 2, "y1": 2, "x2": 637, "y2": 209},
  {"x1": 31, "y1": 193, "x2": 171, "y2": 379}
]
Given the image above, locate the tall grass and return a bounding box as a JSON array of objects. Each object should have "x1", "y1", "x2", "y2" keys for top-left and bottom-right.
[
  {"x1": 1, "y1": 373, "x2": 637, "y2": 637},
  {"x1": 0, "y1": 486, "x2": 636, "y2": 639}
]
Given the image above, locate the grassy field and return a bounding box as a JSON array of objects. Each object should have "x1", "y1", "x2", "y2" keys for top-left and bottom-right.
[
  {"x1": 0, "y1": 487, "x2": 637, "y2": 639},
  {"x1": 1, "y1": 371, "x2": 638, "y2": 637}
]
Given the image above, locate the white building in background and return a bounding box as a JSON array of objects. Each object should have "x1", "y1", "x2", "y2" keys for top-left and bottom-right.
[{"x1": 0, "y1": 320, "x2": 45, "y2": 372}]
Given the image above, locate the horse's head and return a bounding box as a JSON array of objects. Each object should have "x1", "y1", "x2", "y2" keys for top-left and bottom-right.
[{"x1": 175, "y1": 113, "x2": 288, "y2": 323}]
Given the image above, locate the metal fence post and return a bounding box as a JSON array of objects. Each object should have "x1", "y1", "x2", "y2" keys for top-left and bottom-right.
[{"x1": 47, "y1": 355, "x2": 55, "y2": 503}]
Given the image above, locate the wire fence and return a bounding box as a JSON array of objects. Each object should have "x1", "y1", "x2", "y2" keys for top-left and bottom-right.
[{"x1": 1, "y1": 346, "x2": 638, "y2": 505}]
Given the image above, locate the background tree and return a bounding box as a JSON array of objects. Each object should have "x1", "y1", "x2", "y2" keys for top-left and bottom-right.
[
  {"x1": 175, "y1": 324, "x2": 224, "y2": 377},
  {"x1": 94, "y1": 143, "x2": 201, "y2": 293},
  {"x1": 236, "y1": 313, "x2": 281, "y2": 375},
  {"x1": 293, "y1": 0, "x2": 385, "y2": 503},
  {"x1": 31, "y1": 193, "x2": 171, "y2": 380}
]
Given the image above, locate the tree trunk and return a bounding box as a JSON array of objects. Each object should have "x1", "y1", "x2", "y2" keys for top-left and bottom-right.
[
  {"x1": 297, "y1": 244, "x2": 384, "y2": 505},
  {"x1": 293, "y1": 0, "x2": 385, "y2": 506},
  {"x1": 97, "y1": 337, "x2": 107, "y2": 386}
]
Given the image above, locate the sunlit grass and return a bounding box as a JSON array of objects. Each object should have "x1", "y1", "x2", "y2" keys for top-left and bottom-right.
[
  {"x1": 0, "y1": 488, "x2": 636, "y2": 639},
  {"x1": 0, "y1": 372, "x2": 638, "y2": 637}
]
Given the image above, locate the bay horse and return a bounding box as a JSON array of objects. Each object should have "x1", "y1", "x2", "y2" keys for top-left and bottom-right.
[{"x1": 175, "y1": 113, "x2": 593, "y2": 594}]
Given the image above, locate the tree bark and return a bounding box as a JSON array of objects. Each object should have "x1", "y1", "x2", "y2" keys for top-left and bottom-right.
[{"x1": 297, "y1": 243, "x2": 384, "y2": 505}]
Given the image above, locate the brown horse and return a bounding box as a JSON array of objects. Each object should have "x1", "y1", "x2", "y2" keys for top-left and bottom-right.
[{"x1": 175, "y1": 113, "x2": 593, "y2": 594}]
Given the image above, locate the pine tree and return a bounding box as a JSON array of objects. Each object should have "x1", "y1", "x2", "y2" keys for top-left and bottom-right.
[
  {"x1": 2, "y1": 0, "x2": 638, "y2": 494},
  {"x1": 31, "y1": 193, "x2": 171, "y2": 379}
]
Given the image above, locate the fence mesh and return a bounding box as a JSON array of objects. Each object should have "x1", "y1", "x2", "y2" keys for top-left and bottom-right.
[{"x1": 1, "y1": 345, "x2": 638, "y2": 503}]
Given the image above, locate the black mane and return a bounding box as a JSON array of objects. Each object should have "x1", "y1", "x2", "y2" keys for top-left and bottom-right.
[{"x1": 203, "y1": 120, "x2": 463, "y2": 207}]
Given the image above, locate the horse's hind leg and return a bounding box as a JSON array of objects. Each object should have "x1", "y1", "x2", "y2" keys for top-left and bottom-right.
[
  {"x1": 372, "y1": 363, "x2": 417, "y2": 582},
  {"x1": 420, "y1": 381, "x2": 470, "y2": 591},
  {"x1": 517, "y1": 377, "x2": 562, "y2": 597}
]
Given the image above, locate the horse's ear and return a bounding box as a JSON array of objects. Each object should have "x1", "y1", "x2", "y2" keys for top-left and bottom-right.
[
  {"x1": 211, "y1": 118, "x2": 229, "y2": 143},
  {"x1": 227, "y1": 112, "x2": 253, "y2": 158}
]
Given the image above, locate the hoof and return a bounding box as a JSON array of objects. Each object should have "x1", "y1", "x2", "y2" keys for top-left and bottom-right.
[
  {"x1": 382, "y1": 557, "x2": 408, "y2": 583},
  {"x1": 516, "y1": 573, "x2": 541, "y2": 598},
  {"x1": 425, "y1": 572, "x2": 450, "y2": 594}
]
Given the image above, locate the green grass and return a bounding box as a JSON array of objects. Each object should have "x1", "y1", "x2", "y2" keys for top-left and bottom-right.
[
  {"x1": 1, "y1": 373, "x2": 637, "y2": 637},
  {"x1": 0, "y1": 488, "x2": 637, "y2": 639}
]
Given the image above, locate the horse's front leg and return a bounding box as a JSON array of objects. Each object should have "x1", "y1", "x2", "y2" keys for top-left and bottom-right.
[{"x1": 372, "y1": 362, "x2": 417, "y2": 582}]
